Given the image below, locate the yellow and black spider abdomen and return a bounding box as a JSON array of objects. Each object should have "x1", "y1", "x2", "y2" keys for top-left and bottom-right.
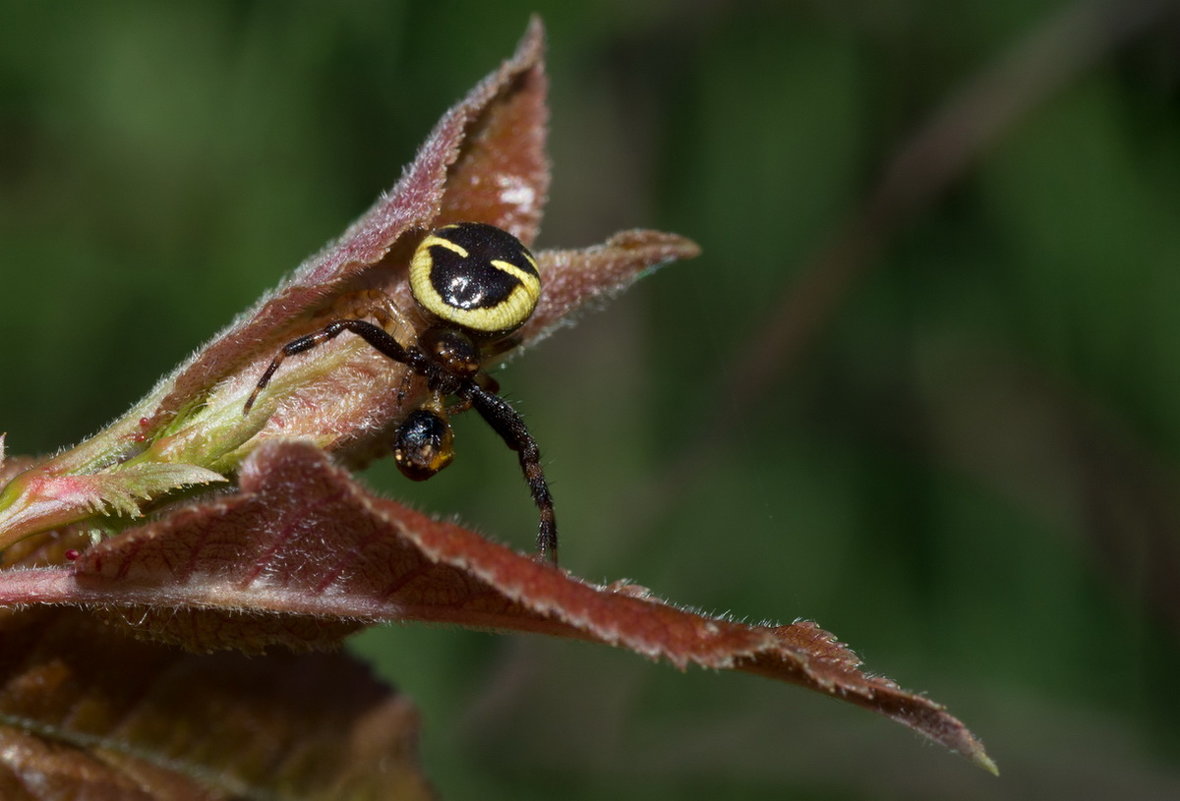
[{"x1": 409, "y1": 222, "x2": 541, "y2": 336}]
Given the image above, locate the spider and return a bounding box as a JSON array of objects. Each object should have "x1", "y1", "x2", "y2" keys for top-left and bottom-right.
[{"x1": 243, "y1": 222, "x2": 558, "y2": 564}]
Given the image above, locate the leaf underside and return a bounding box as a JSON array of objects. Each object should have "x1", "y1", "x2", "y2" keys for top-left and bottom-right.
[{"x1": 1, "y1": 441, "x2": 995, "y2": 775}]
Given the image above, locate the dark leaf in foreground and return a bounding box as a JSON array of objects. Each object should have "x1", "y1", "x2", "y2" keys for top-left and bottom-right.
[{"x1": 0, "y1": 605, "x2": 431, "y2": 801}]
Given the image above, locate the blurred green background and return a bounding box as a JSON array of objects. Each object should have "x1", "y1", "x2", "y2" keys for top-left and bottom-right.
[{"x1": 3, "y1": 1, "x2": 1180, "y2": 798}]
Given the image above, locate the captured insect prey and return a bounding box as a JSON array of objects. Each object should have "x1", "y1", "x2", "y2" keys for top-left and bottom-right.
[{"x1": 243, "y1": 222, "x2": 559, "y2": 564}]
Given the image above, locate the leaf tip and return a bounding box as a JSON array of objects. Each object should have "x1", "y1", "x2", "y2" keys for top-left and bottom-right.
[
  {"x1": 974, "y1": 750, "x2": 1000, "y2": 776},
  {"x1": 522, "y1": 14, "x2": 546, "y2": 51},
  {"x1": 636, "y1": 232, "x2": 701, "y2": 278}
]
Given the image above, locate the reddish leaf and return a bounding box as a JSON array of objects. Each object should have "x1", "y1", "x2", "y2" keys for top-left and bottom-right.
[
  {"x1": 524, "y1": 230, "x2": 700, "y2": 344},
  {"x1": 433, "y1": 21, "x2": 549, "y2": 242},
  {"x1": 0, "y1": 442, "x2": 995, "y2": 773}
]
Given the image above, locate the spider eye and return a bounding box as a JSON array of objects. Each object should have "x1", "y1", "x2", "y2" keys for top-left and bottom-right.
[
  {"x1": 393, "y1": 409, "x2": 455, "y2": 481},
  {"x1": 409, "y1": 222, "x2": 541, "y2": 336}
]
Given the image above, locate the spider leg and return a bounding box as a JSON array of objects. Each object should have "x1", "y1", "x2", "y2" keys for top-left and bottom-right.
[
  {"x1": 396, "y1": 369, "x2": 416, "y2": 409},
  {"x1": 476, "y1": 372, "x2": 500, "y2": 395},
  {"x1": 244, "y1": 319, "x2": 423, "y2": 414},
  {"x1": 463, "y1": 382, "x2": 558, "y2": 565},
  {"x1": 445, "y1": 373, "x2": 498, "y2": 416},
  {"x1": 335, "y1": 288, "x2": 415, "y2": 342},
  {"x1": 445, "y1": 396, "x2": 474, "y2": 416},
  {"x1": 478, "y1": 335, "x2": 520, "y2": 360}
]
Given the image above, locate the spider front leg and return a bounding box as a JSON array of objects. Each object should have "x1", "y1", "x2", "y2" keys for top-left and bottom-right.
[
  {"x1": 243, "y1": 319, "x2": 422, "y2": 414},
  {"x1": 462, "y1": 381, "x2": 558, "y2": 565}
]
